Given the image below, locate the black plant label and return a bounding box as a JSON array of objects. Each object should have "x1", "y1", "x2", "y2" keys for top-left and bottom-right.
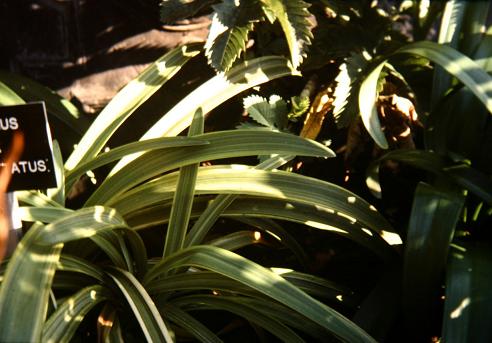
[{"x1": 0, "y1": 102, "x2": 57, "y2": 191}]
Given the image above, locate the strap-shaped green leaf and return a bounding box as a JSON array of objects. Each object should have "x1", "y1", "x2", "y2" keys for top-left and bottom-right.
[
  {"x1": 442, "y1": 243, "x2": 492, "y2": 342},
  {"x1": 0, "y1": 80, "x2": 24, "y2": 105},
  {"x1": 161, "y1": 304, "x2": 223, "y2": 343},
  {"x1": 163, "y1": 109, "x2": 204, "y2": 258},
  {"x1": 65, "y1": 136, "x2": 208, "y2": 190},
  {"x1": 0, "y1": 206, "x2": 127, "y2": 342},
  {"x1": 64, "y1": 43, "x2": 201, "y2": 171},
  {"x1": 171, "y1": 294, "x2": 305, "y2": 342},
  {"x1": 42, "y1": 285, "x2": 111, "y2": 343},
  {"x1": 112, "y1": 167, "x2": 395, "y2": 244},
  {"x1": 110, "y1": 55, "x2": 299, "y2": 173},
  {"x1": 402, "y1": 183, "x2": 464, "y2": 339},
  {"x1": 145, "y1": 245, "x2": 376, "y2": 342},
  {"x1": 185, "y1": 153, "x2": 295, "y2": 248},
  {"x1": 47, "y1": 141, "x2": 65, "y2": 206},
  {"x1": 106, "y1": 268, "x2": 173, "y2": 343},
  {"x1": 86, "y1": 130, "x2": 333, "y2": 205}
]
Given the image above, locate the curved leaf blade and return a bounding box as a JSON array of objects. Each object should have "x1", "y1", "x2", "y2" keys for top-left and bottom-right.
[
  {"x1": 65, "y1": 43, "x2": 202, "y2": 171},
  {"x1": 42, "y1": 285, "x2": 111, "y2": 343},
  {"x1": 145, "y1": 245, "x2": 376, "y2": 342},
  {"x1": 0, "y1": 206, "x2": 126, "y2": 342},
  {"x1": 110, "y1": 56, "x2": 299, "y2": 173},
  {"x1": 86, "y1": 130, "x2": 334, "y2": 205},
  {"x1": 106, "y1": 268, "x2": 173, "y2": 343}
]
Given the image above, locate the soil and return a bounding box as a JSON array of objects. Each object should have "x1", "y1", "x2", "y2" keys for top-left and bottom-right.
[{"x1": 1, "y1": 0, "x2": 210, "y2": 113}]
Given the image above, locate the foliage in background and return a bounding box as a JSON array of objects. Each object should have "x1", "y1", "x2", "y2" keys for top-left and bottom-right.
[
  {"x1": 161, "y1": 0, "x2": 313, "y2": 72},
  {"x1": 0, "y1": 0, "x2": 491, "y2": 342}
]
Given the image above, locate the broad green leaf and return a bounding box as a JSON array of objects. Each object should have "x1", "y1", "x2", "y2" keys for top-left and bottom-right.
[
  {"x1": 106, "y1": 268, "x2": 173, "y2": 343},
  {"x1": 64, "y1": 44, "x2": 202, "y2": 171},
  {"x1": 171, "y1": 294, "x2": 305, "y2": 342},
  {"x1": 42, "y1": 285, "x2": 111, "y2": 343},
  {"x1": 205, "y1": 0, "x2": 259, "y2": 72},
  {"x1": 0, "y1": 81, "x2": 24, "y2": 105},
  {"x1": 0, "y1": 206, "x2": 126, "y2": 342},
  {"x1": 163, "y1": 109, "x2": 203, "y2": 258},
  {"x1": 86, "y1": 130, "x2": 333, "y2": 205},
  {"x1": 231, "y1": 296, "x2": 329, "y2": 340},
  {"x1": 145, "y1": 245, "x2": 376, "y2": 342},
  {"x1": 111, "y1": 56, "x2": 299, "y2": 173},
  {"x1": 160, "y1": 304, "x2": 223, "y2": 343},
  {"x1": 442, "y1": 244, "x2": 492, "y2": 342},
  {"x1": 0, "y1": 70, "x2": 89, "y2": 135},
  {"x1": 112, "y1": 166, "x2": 396, "y2": 244},
  {"x1": 402, "y1": 183, "x2": 464, "y2": 339},
  {"x1": 259, "y1": 0, "x2": 313, "y2": 69},
  {"x1": 65, "y1": 136, "x2": 208, "y2": 191}
]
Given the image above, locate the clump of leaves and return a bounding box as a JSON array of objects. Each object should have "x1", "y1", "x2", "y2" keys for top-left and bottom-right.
[{"x1": 161, "y1": 0, "x2": 314, "y2": 72}]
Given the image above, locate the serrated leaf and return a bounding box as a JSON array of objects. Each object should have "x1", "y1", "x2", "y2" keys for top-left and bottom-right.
[
  {"x1": 332, "y1": 53, "x2": 369, "y2": 128},
  {"x1": 259, "y1": 0, "x2": 313, "y2": 69},
  {"x1": 243, "y1": 94, "x2": 288, "y2": 130},
  {"x1": 205, "y1": 0, "x2": 260, "y2": 72},
  {"x1": 289, "y1": 94, "x2": 310, "y2": 120}
]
